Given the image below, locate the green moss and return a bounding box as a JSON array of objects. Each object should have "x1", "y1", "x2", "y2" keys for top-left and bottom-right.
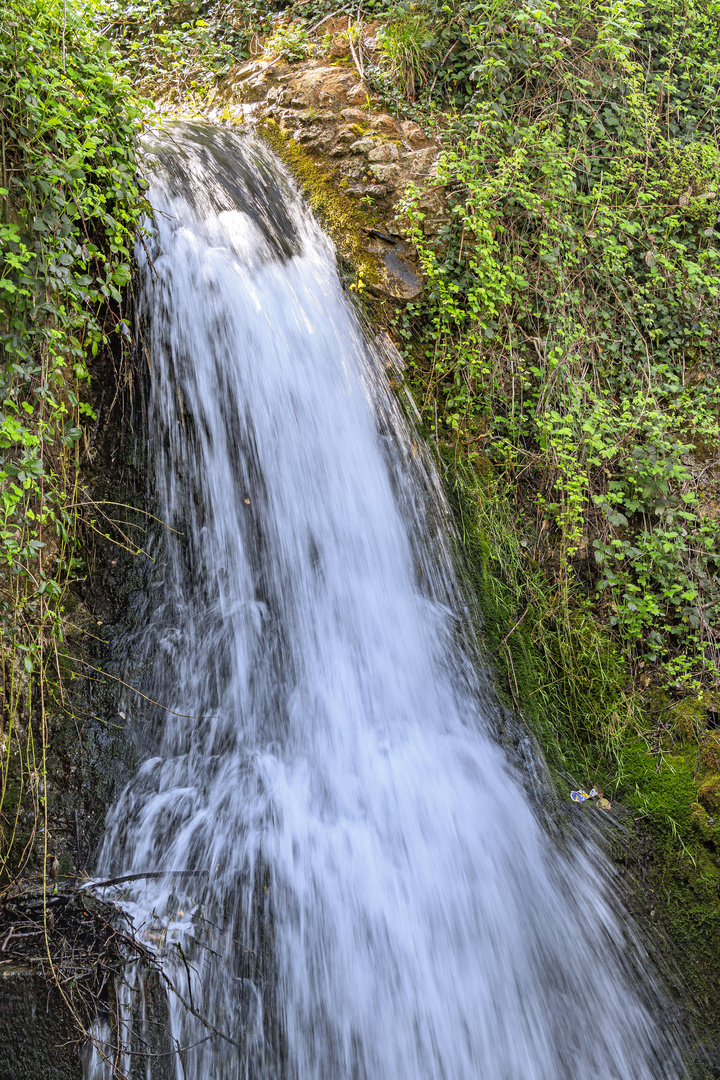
[
  {"x1": 257, "y1": 118, "x2": 382, "y2": 288},
  {"x1": 697, "y1": 775, "x2": 720, "y2": 816},
  {"x1": 447, "y1": 462, "x2": 638, "y2": 787},
  {"x1": 442, "y1": 457, "x2": 720, "y2": 1054},
  {"x1": 618, "y1": 741, "x2": 697, "y2": 835}
]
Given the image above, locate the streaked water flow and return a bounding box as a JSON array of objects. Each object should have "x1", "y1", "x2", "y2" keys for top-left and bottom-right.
[{"x1": 89, "y1": 122, "x2": 680, "y2": 1079}]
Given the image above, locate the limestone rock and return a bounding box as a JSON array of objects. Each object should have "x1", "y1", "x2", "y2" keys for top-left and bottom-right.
[
  {"x1": 329, "y1": 36, "x2": 350, "y2": 58},
  {"x1": 370, "y1": 162, "x2": 401, "y2": 183},
  {"x1": 368, "y1": 143, "x2": 399, "y2": 163},
  {"x1": 293, "y1": 125, "x2": 323, "y2": 144},
  {"x1": 345, "y1": 183, "x2": 387, "y2": 201},
  {"x1": 348, "y1": 137, "x2": 379, "y2": 155},
  {"x1": 347, "y1": 83, "x2": 369, "y2": 105},
  {"x1": 322, "y1": 15, "x2": 350, "y2": 34},
  {"x1": 370, "y1": 113, "x2": 400, "y2": 134},
  {"x1": 212, "y1": 55, "x2": 443, "y2": 297},
  {"x1": 335, "y1": 123, "x2": 364, "y2": 145},
  {"x1": 402, "y1": 147, "x2": 438, "y2": 177},
  {"x1": 400, "y1": 120, "x2": 432, "y2": 148},
  {"x1": 341, "y1": 107, "x2": 368, "y2": 123}
]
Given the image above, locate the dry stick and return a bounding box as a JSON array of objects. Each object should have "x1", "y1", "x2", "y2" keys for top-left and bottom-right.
[
  {"x1": 59, "y1": 654, "x2": 213, "y2": 721},
  {"x1": 491, "y1": 605, "x2": 530, "y2": 655},
  {"x1": 175, "y1": 941, "x2": 196, "y2": 1013},
  {"x1": 83, "y1": 516, "x2": 154, "y2": 561},
  {"x1": 347, "y1": 32, "x2": 365, "y2": 85},
  {"x1": 433, "y1": 397, "x2": 441, "y2": 470},
  {"x1": 95, "y1": 1034, "x2": 218, "y2": 1061},
  {"x1": 138, "y1": 231, "x2": 159, "y2": 279},
  {"x1": 155, "y1": 965, "x2": 241, "y2": 1051},
  {"x1": 61, "y1": 0, "x2": 67, "y2": 73},
  {"x1": 309, "y1": 6, "x2": 351, "y2": 35},
  {"x1": 81, "y1": 870, "x2": 209, "y2": 891}
]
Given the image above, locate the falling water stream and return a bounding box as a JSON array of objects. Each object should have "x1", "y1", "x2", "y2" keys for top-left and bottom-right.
[{"x1": 87, "y1": 122, "x2": 682, "y2": 1080}]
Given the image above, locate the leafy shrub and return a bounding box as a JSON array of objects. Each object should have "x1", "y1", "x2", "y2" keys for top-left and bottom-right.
[
  {"x1": 0, "y1": 0, "x2": 146, "y2": 880},
  {"x1": 393, "y1": 0, "x2": 720, "y2": 703},
  {"x1": 265, "y1": 20, "x2": 311, "y2": 61},
  {"x1": 376, "y1": 6, "x2": 440, "y2": 98}
]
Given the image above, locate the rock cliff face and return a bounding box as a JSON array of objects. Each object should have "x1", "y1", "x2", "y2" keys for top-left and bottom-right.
[
  {"x1": 198, "y1": 45, "x2": 450, "y2": 301},
  {"x1": 0, "y1": 969, "x2": 81, "y2": 1080}
]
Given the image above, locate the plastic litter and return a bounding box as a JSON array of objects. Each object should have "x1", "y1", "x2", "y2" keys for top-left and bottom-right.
[{"x1": 570, "y1": 788, "x2": 600, "y2": 802}]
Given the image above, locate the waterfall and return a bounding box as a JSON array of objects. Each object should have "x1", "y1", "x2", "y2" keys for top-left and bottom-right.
[{"x1": 88, "y1": 121, "x2": 681, "y2": 1079}]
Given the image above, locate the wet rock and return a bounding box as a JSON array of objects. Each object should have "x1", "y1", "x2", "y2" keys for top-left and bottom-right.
[
  {"x1": 0, "y1": 967, "x2": 81, "y2": 1079},
  {"x1": 373, "y1": 247, "x2": 425, "y2": 300}
]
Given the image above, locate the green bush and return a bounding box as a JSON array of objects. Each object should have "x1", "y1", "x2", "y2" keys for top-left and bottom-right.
[
  {"x1": 392, "y1": 0, "x2": 720, "y2": 701},
  {"x1": 0, "y1": 0, "x2": 146, "y2": 881}
]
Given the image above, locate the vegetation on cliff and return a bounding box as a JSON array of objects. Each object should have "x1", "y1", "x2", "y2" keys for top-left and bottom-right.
[
  {"x1": 372, "y1": 0, "x2": 720, "y2": 1040},
  {"x1": 1, "y1": 0, "x2": 719, "y2": 1054},
  {"x1": 363, "y1": 0, "x2": 720, "y2": 1037},
  {"x1": 138, "y1": 0, "x2": 720, "y2": 1039},
  {"x1": 0, "y1": 0, "x2": 147, "y2": 884}
]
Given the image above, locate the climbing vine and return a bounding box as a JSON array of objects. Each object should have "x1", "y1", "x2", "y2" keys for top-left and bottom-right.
[
  {"x1": 0, "y1": 0, "x2": 147, "y2": 881},
  {"x1": 388, "y1": 0, "x2": 720, "y2": 711}
]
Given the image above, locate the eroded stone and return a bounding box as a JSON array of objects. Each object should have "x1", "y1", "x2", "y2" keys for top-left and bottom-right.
[
  {"x1": 370, "y1": 162, "x2": 401, "y2": 183},
  {"x1": 370, "y1": 113, "x2": 400, "y2": 134},
  {"x1": 368, "y1": 143, "x2": 399, "y2": 163}
]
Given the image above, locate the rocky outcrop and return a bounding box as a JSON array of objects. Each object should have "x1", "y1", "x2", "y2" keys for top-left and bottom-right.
[
  {"x1": 0, "y1": 967, "x2": 81, "y2": 1079},
  {"x1": 206, "y1": 48, "x2": 450, "y2": 300}
]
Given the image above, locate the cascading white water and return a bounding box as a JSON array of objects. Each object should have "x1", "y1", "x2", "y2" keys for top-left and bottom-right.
[{"x1": 89, "y1": 122, "x2": 682, "y2": 1080}]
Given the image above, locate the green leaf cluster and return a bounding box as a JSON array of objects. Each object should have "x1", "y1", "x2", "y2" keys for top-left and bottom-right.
[
  {"x1": 0, "y1": 0, "x2": 146, "y2": 879},
  {"x1": 107, "y1": 0, "x2": 277, "y2": 99},
  {"x1": 390, "y1": 0, "x2": 720, "y2": 705}
]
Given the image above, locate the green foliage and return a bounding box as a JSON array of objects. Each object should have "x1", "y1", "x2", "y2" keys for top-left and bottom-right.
[
  {"x1": 107, "y1": 0, "x2": 282, "y2": 98},
  {"x1": 375, "y1": 6, "x2": 440, "y2": 99},
  {"x1": 392, "y1": 0, "x2": 720, "y2": 701},
  {"x1": 265, "y1": 19, "x2": 312, "y2": 61},
  {"x1": 108, "y1": 0, "x2": 238, "y2": 98},
  {"x1": 452, "y1": 465, "x2": 641, "y2": 781},
  {"x1": 0, "y1": 0, "x2": 146, "y2": 880}
]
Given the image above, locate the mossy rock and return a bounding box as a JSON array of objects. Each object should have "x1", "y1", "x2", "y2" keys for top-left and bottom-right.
[
  {"x1": 668, "y1": 695, "x2": 709, "y2": 740},
  {"x1": 697, "y1": 775, "x2": 720, "y2": 817},
  {"x1": 700, "y1": 732, "x2": 720, "y2": 773}
]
